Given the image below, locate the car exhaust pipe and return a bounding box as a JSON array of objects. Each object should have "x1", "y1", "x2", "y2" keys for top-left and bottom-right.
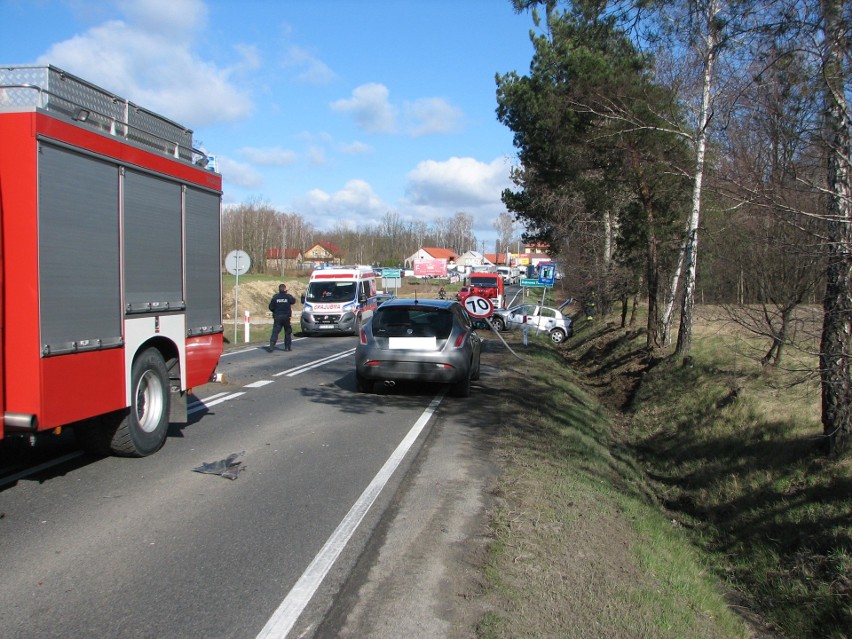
[{"x1": 383, "y1": 380, "x2": 396, "y2": 387}]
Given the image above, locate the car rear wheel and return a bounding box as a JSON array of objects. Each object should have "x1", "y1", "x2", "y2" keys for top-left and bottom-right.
[
  {"x1": 550, "y1": 328, "x2": 566, "y2": 344},
  {"x1": 491, "y1": 316, "x2": 505, "y2": 331}
]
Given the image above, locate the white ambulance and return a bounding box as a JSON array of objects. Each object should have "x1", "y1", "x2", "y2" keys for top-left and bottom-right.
[{"x1": 300, "y1": 266, "x2": 378, "y2": 335}]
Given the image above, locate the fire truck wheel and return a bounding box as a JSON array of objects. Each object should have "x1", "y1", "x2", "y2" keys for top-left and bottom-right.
[{"x1": 109, "y1": 348, "x2": 171, "y2": 457}]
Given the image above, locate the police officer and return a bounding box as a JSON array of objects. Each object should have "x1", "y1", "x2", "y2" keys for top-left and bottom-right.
[{"x1": 268, "y1": 283, "x2": 296, "y2": 352}]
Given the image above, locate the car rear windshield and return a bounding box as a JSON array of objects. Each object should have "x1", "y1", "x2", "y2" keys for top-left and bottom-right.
[{"x1": 372, "y1": 307, "x2": 454, "y2": 338}]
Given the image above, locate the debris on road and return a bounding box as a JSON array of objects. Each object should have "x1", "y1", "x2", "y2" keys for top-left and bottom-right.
[{"x1": 192, "y1": 451, "x2": 246, "y2": 480}]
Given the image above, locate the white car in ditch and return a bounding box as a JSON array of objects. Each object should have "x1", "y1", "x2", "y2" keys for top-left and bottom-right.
[{"x1": 489, "y1": 303, "x2": 574, "y2": 344}]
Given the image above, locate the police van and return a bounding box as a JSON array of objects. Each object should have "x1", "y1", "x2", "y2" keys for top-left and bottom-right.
[{"x1": 300, "y1": 266, "x2": 377, "y2": 335}]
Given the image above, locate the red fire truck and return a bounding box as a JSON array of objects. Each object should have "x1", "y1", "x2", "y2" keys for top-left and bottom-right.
[
  {"x1": 468, "y1": 272, "x2": 505, "y2": 309},
  {"x1": 0, "y1": 65, "x2": 223, "y2": 456}
]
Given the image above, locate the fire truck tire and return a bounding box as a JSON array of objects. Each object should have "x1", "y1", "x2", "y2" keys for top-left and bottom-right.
[{"x1": 109, "y1": 348, "x2": 171, "y2": 457}]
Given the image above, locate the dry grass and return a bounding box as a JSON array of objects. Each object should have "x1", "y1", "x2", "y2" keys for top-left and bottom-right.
[
  {"x1": 594, "y1": 307, "x2": 851, "y2": 639},
  {"x1": 495, "y1": 303, "x2": 850, "y2": 638},
  {"x1": 475, "y1": 334, "x2": 750, "y2": 639}
]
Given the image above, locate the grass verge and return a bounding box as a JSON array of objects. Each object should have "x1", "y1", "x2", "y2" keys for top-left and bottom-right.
[
  {"x1": 558, "y1": 309, "x2": 851, "y2": 638},
  {"x1": 477, "y1": 332, "x2": 750, "y2": 638},
  {"x1": 623, "y1": 317, "x2": 849, "y2": 638}
]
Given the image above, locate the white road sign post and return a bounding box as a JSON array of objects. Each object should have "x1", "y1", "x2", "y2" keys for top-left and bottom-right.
[{"x1": 225, "y1": 249, "x2": 251, "y2": 344}]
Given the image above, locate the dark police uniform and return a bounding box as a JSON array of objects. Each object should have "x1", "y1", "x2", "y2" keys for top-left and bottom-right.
[{"x1": 268, "y1": 285, "x2": 296, "y2": 351}]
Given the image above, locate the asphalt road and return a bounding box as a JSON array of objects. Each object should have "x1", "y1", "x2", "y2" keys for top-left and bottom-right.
[{"x1": 0, "y1": 333, "x2": 492, "y2": 639}]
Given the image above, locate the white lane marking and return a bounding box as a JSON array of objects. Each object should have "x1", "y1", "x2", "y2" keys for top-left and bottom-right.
[
  {"x1": 0, "y1": 451, "x2": 86, "y2": 487},
  {"x1": 195, "y1": 347, "x2": 352, "y2": 411},
  {"x1": 191, "y1": 392, "x2": 229, "y2": 407},
  {"x1": 255, "y1": 390, "x2": 446, "y2": 639},
  {"x1": 221, "y1": 338, "x2": 306, "y2": 358},
  {"x1": 244, "y1": 380, "x2": 274, "y2": 388},
  {"x1": 283, "y1": 351, "x2": 355, "y2": 377},
  {"x1": 272, "y1": 348, "x2": 356, "y2": 378},
  {"x1": 188, "y1": 392, "x2": 246, "y2": 415}
]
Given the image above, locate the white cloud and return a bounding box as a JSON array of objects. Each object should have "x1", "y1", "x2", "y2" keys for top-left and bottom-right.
[
  {"x1": 282, "y1": 45, "x2": 337, "y2": 85},
  {"x1": 340, "y1": 140, "x2": 373, "y2": 155},
  {"x1": 404, "y1": 97, "x2": 464, "y2": 137},
  {"x1": 240, "y1": 146, "x2": 297, "y2": 166},
  {"x1": 36, "y1": 3, "x2": 251, "y2": 126},
  {"x1": 308, "y1": 146, "x2": 327, "y2": 166},
  {"x1": 296, "y1": 179, "x2": 387, "y2": 227},
  {"x1": 233, "y1": 43, "x2": 262, "y2": 73},
  {"x1": 116, "y1": 0, "x2": 208, "y2": 38},
  {"x1": 405, "y1": 157, "x2": 512, "y2": 208},
  {"x1": 330, "y1": 83, "x2": 397, "y2": 134},
  {"x1": 216, "y1": 155, "x2": 264, "y2": 189},
  {"x1": 331, "y1": 84, "x2": 465, "y2": 137}
]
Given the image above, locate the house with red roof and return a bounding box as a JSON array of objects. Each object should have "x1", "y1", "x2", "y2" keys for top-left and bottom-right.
[
  {"x1": 265, "y1": 247, "x2": 304, "y2": 272},
  {"x1": 304, "y1": 241, "x2": 343, "y2": 267},
  {"x1": 514, "y1": 241, "x2": 553, "y2": 269},
  {"x1": 403, "y1": 247, "x2": 458, "y2": 268},
  {"x1": 485, "y1": 252, "x2": 514, "y2": 265}
]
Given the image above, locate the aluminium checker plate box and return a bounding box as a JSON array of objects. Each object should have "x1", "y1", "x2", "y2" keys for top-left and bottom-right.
[{"x1": 0, "y1": 65, "x2": 194, "y2": 160}]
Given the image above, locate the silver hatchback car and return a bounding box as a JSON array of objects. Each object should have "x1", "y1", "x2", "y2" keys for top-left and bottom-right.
[
  {"x1": 489, "y1": 303, "x2": 574, "y2": 343},
  {"x1": 355, "y1": 299, "x2": 482, "y2": 397}
]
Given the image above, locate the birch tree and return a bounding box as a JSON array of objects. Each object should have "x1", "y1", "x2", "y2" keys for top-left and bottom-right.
[
  {"x1": 816, "y1": 0, "x2": 851, "y2": 455},
  {"x1": 673, "y1": 0, "x2": 723, "y2": 354}
]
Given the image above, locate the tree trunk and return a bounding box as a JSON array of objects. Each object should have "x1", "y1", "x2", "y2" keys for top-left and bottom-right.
[
  {"x1": 773, "y1": 307, "x2": 793, "y2": 368},
  {"x1": 819, "y1": 0, "x2": 851, "y2": 456},
  {"x1": 630, "y1": 277, "x2": 641, "y2": 327},
  {"x1": 661, "y1": 222, "x2": 688, "y2": 345},
  {"x1": 629, "y1": 144, "x2": 661, "y2": 349},
  {"x1": 675, "y1": 0, "x2": 720, "y2": 356}
]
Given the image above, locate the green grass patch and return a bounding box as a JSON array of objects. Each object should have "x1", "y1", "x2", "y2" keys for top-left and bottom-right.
[
  {"x1": 615, "y1": 310, "x2": 851, "y2": 638},
  {"x1": 478, "y1": 337, "x2": 750, "y2": 638}
]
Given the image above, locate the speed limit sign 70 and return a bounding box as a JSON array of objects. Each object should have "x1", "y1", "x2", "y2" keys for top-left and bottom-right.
[{"x1": 463, "y1": 295, "x2": 494, "y2": 318}]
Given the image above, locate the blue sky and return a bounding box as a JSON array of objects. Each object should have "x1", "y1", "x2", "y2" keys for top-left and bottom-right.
[{"x1": 1, "y1": 0, "x2": 538, "y2": 248}]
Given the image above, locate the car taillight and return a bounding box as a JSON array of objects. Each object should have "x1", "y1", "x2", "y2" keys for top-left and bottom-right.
[
  {"x1": 359, "y1": 327, "x2": 368, "y2": 345},
  {"x1": 453, "y1": 331, "x2": 467, "y2": 348}
]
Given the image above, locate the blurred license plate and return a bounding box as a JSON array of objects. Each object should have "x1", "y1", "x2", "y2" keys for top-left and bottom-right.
[
  {"x1": 388, "y1": 337, "x2": 437, "y2": 350},
  {"x1": 318, "y1": 325, "x2": 335, "y2": 329}
]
